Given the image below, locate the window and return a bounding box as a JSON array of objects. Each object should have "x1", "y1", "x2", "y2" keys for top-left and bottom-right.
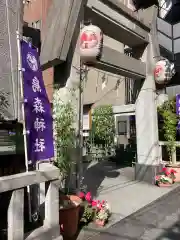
[
  {"x1": 118, "y1": 121, "x2": 127, "y2": 135},
  {"x1": 159, "y1": 0, "x2": 172, "y2": 18}
]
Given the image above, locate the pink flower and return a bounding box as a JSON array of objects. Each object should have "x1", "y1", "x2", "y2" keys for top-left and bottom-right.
[
  {"x1": 102, "y1": 200, "x2": 105, "y2": 205},
  {"x1": 155, "y1": 175, "x2": 160, "y2": 180},
  {"x1": 97, "y1": 201, "x2": 102, "y2": 210},
  {"x1": 85, "y1": 192, "x2": 92, "y2": 202},
  {"x1": 92, "y1": 201, "x2": 97, "y2": 207},
  {"x1": 78, "y1": 192, "x2": 85, "y2": 199},
  {"x1": 170, "y1": 169, "x2": 177, "y2": 174},
  {"x1": 165, "y1": 171, "x2": 170, "y2": 176}
]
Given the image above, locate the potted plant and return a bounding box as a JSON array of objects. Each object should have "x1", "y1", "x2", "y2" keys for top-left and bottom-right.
[
  {"x1": 80, "y1": 203, "x2": 95, "y2": 225},
  {"x1": 155, "y1": 167, "x2": 176, "y2": 187},
  {"x1": 158, "y1": 97, "x2": 180, "y2": 182},
  {"x1": 58, "y1": 194, "x2": 81, "y2": 237},
  {"x1": 94, "y1": 201, "x2": 111, "y2": 226},
  {"x1": 78, "y1": 192, "x2": 95, "y2": 225},
  {"x1": 53, "y1": 89, "x2": 81, "y2": 237},
  {"x1": 95, "y1": 209, "x2": 109, "y2": 226},
  {"x1": 78, "y1": 191, "x2": 111, "y2": 226}
]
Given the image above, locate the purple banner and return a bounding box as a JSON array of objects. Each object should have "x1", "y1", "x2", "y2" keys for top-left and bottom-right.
[
  {"x1": 21, "y1": 40, "x2": 54, "y2": 162},
  {"x1": 176, "y1": 94, "x2": 180, "y2": 130}
]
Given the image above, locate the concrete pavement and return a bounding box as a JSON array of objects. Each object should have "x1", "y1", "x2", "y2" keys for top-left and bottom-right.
[
  {"x1": 77, "y1": 160, "x2": 180, "y2": 240},
  {"x1": 82, "y1": 161, "x2": 178, "y2": 227},
  {"x1": 78, "y1": 185, "x2": 180, "y2": 240}
]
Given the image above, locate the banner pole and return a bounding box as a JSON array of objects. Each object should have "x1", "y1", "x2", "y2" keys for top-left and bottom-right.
[{"x1": 16, "y1": 30, "x2": 32, "y2": 222}]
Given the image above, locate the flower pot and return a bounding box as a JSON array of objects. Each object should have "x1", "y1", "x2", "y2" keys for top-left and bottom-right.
[
  {"x1": 166, "y1": 165, "x2": 180, "y2": 182},
  {"x1": 95, "y1": 219, "x2": 105, "y2": 226},
  {"x1": 158, "y1": 182, "x2": 172, "y2": 187},
  {"x1": 59, "y1": 195, "x2": 82, "y2": 237}
]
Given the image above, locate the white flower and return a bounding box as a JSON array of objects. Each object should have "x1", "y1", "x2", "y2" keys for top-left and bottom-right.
[
  {"x1": 104, "y1": 202, "x2": 111, "y2": 213},
  {"x1": 96, "y1": 209, "x2": 109, "y2": 221}
]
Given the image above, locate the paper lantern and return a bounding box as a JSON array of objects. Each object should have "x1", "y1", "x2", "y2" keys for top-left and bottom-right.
[
  {"x1": 79, "y1": 24, "x2": 103, "y2": 65},
  {"x1": 154, "y1": 58, "x2": 175, "y2": 84}
]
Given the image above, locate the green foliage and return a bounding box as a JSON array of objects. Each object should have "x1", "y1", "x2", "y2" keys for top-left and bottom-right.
[
  {"x1": 80, "y1": 203, "x2": 95, "y2": 224},
  {"x1": 92, "y1": 105, "x2": 115, "y2": 146},
  {"x1": 53, "y1": 90, "x2": 76, "y2": 177},
  {"x1": 158, "y1": 97, "x2": 178, "y2": 161}
]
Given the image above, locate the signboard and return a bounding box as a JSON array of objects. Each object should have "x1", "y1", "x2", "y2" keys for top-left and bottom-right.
[
  {"x1": 83, "y1": 113, "x2": 90, "y2": 130},
  {"x1": 176, "y1": 94, "x2": 180, "y2": 130},
  {"x1": 21, "y1": 41, "x2": 54, "y2": 163}
]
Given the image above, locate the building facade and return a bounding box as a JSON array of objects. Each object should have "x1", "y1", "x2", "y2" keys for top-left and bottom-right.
[
  {"x1": 23, "y1": 0, "x2": 133, "y2": 146},
  {"x1": 23, "y1": 0, "x2": 54, "y2": 102},
  {"x1": 23, "y1": 0, "x2": 180, "y2": 148},
  {"x1": 22, "y1": 0, "x2": 180, "y2": 177}
]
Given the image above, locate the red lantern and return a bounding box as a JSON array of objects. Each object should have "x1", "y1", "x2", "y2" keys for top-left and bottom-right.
[
  {"x1": 154, "y1": 59, "x2": 175, "y2": 84},
  {"x1": 79, "y1": 24, "x2": 103, "y2": 65}
]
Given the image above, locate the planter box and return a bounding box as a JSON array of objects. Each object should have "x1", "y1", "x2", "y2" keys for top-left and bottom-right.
[
  {"x1": 59, "y1": 195, "x2": 81, "y2": 237},
  {"x1": 95, "y1": 219, "x2": 105, "y2": 226},
  {"x1": 158, "y1": 183, "x2": 172, "y2": 187}
]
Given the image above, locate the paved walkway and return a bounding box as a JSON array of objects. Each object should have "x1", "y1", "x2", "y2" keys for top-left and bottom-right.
[
  {"x1": 78, "y1": 185, "x2": 180, "y2": 240},
  {"x1": 82, "y1": 161, "x2": 178, "y2": 227},
  {"x1": 76, "y1": 160, "x2": 180, "y2": 240}
]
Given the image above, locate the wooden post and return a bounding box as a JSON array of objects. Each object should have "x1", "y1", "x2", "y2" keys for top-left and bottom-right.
[{"x1": 8, "y1": 189, "x2": 24, "y2": 240}]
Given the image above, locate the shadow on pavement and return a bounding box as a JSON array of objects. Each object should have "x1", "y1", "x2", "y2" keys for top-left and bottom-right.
[{"x1": 82, "y1": 160, "x2": 121, "y2": 197}]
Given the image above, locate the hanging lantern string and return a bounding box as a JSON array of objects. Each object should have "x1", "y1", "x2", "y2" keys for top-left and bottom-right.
[{"x1": 92, "y1": 77, "x2": 124, "y2": 106}]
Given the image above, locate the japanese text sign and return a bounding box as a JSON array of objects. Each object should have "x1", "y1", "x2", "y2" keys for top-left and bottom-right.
[
  {"x1": 21, "y1": 40, "x2": 54, "y2": 162},
  {"x1": 176, "y1": 94, "x2": 180, "y2": 130}
]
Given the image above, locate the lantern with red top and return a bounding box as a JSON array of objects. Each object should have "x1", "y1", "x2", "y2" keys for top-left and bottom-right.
[
  {"x1": 79, "y1": 24, "x2": 103, "y2": 65},
  {"x1": 154, "y1": 58, "x2": 175, "y2": 85}
]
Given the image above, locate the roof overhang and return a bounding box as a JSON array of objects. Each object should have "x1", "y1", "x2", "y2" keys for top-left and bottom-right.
[
  {"x1": 40, "y1": 0, "x2": 84, "y2": 69},
  {"x1": 85, "y1": 0, "x2": 150, "y2": 47}
]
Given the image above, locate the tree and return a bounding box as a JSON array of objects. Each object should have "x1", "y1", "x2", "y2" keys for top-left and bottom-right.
[
  {"x1": 92, "y1": 105, "x2": 115, "y2": 146},
  {"x1": 53, "y1": 89, "x2": 76, "y2": 178},
  {"x1": 158, "y1": 97, "x2": 178, "y2": 164}
]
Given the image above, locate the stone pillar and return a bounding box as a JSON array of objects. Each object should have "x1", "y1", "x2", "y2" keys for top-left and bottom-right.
[
  {"x1": 44, "y1": 180, "x2": 60, "y2": 238},
  {"x1": 135, "y1": 36, "x2": 162, "y2": 183},
  {"x1": 8, "y1": 189, "x2": 24, "y2": 240}
]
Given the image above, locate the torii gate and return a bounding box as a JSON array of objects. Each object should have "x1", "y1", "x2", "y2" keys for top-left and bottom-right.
[{"x1": 40, "y1": 0, "x2": 162, "y2": 183}]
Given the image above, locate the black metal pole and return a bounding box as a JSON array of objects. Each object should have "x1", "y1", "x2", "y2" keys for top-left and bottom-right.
[{"x1": 76, "y1": 59, "x2": 84, "y2": 191}]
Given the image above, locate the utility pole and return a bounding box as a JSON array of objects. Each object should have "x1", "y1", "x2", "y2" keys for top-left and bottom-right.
[
  {"x1": 76, "y1": 4, "x2": 89, "y2": 191},
  {"x1": 76, "y1": 60, "x2": 83, "y2": 191},
  {"x1": 76, "y1": 59, "x2": 88, "y2": 191}
]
